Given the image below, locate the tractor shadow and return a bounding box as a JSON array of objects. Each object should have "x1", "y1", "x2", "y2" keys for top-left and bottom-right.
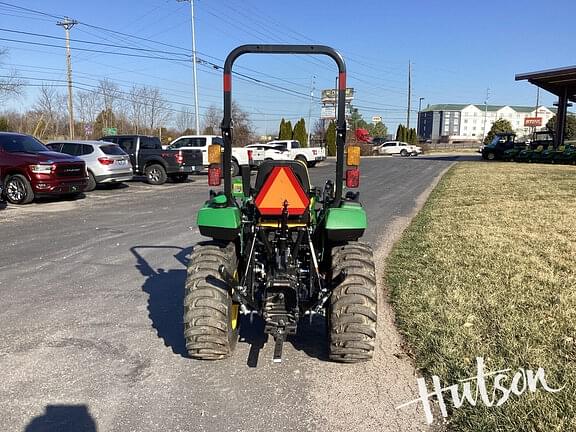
[
  {"x1": 131, "y1": 245, "x2": 330, "y2": 365},
  {"x1": 131, "y1": 246, "x2": 192, "y2": 358}
]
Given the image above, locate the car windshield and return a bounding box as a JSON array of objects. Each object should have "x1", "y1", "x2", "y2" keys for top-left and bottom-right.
[
  {"x1": 490, "y1": 136, "x2": 507, "y2": 146},
  {"x1": 0, "y1": 134, "x2": 49, "y2": 153}
]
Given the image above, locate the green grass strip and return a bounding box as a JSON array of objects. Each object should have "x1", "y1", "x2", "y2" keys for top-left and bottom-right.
[{"x1": 386, "y1": 162, "x2": 576, "y2": 431}]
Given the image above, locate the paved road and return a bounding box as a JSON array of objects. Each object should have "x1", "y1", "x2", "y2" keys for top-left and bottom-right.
[{"x1": 0, "y1": 155, "x2": 459, "y2": 431}]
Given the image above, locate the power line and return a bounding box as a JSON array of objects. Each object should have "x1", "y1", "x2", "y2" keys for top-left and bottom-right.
[{"x1": 0, "y1": 28, "x2": 191, "y2": 57}]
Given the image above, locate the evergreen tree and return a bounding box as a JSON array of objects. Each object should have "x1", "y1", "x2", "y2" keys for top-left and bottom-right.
[
  {"x1": 368, "y1": 121, "x2": 388, "y2": 138},
  {"x1": 547, "y1": 114, "x2": 576, "y2": 140},
  {"x1": 484, "y1": 119, "x2": 513, "y2": 144},
  {"x1": 326, "y1": 121, "x2": 337, "y2": 156},
  {"x1": 278, "y1": 118, "x2": 286, "y2": 139},
  {"x1": 292, "y1": 118, "x2": 308, "y2": 147},
  {"x1": 408, "y1": 128, "x2": 418, "y2": 144},
  {"x1": 284, "y1": 120, "x2": 293, "y2": 139}
]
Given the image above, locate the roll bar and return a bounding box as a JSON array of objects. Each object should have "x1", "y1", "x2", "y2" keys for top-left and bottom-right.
[{"x1": 221, "y1": 44, "x2": 347, "y2": 207}]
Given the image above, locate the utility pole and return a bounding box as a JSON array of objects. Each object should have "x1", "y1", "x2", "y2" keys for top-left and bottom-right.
[
  {"x1": 307, "y1": 75, "x2": 316, "y2": 147},
  {"x1": 533, "y1": 87, "x2": 540, "y2": 135},
  {"x1": 57, "y1": 17, "x2": 78, "y2": 139},
  {"x1": 178, "y1": 0, "x2": 200, "y2": 133},
  {"x1": 406, "y1": 61, "x2": 412, "y2": 129},
  {"x1": 482, "y1": 88, "x2": 491, "y2": 143}
]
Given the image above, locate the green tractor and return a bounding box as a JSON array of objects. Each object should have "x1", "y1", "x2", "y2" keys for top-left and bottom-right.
[{"x1": 183, "y1": 45, "x2": 377, "y2": 363}]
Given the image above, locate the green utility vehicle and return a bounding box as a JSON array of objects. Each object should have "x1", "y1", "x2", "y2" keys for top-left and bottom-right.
[{"x1": 183, "y1": 45, "x2": 377, "y2": 363}]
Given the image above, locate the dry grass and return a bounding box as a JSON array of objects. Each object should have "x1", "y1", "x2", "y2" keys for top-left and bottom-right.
[{"x1": 386, "y1": 162, "x2": 576, "y2": 431}]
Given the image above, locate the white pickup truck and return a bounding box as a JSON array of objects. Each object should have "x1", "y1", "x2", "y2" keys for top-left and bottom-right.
[
  {"x1": 258, "y1": 139, "x2": 326, "y2": 167},
  {"x1": 166, "y1": 135, "x2": 264, "y2": 175}
]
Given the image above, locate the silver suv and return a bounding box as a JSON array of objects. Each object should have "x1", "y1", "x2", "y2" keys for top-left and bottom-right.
[{"x1": 47, "y1": 140, "x2": 133, "y2": 191}]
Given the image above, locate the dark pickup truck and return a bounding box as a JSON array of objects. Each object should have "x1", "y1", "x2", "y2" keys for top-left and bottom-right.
[{"x1": 100, "y1": 135, "x2": 202, "y2": 185}]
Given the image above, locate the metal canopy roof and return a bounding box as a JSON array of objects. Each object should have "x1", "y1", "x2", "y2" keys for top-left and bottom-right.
[{"x1": 516, "y1": 66, "x2": 576, "y2": 103}]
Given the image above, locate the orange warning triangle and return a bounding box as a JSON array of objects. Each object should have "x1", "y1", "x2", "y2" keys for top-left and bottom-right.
[{"x1": 255, "y1": 166, "x2": 310, "y2": 216}]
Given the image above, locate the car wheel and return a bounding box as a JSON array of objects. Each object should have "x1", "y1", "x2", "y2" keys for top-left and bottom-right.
[
  {"x1": 230, "y1": 159, "x2": 240, "y2": 177},
  {"x1": 400, "y1": 149, "x2": 408, "y2": 157},
  {"x1": 145, "y1": 164, "x2": 167, "y2": 185},
  {"x1": 411, "y1": 151, "x2": 418, "y2": 157},
  {"x1": 5, "y1": 174, "x2": 34, "y2": 204},
  {"x1": 295, "y1": 155, "x2": 307, "y2": 166},
  {"x1": 85, "y1": 171, "x2": 97, "y2": 192},
  {"x1": 487, "y1": 152, "x2": 495, "y2": 161}
]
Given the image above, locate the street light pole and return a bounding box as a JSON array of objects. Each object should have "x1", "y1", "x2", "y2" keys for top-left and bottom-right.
[
  {"x1": 307, "y1": 75, "x2": 315, "y2": 147},
  {"x1": 178, "y1": 0, "x2": 200, "y2": 133},
  {"x1": 417, "y1": 97, "x2": 424, "y2": 137}
]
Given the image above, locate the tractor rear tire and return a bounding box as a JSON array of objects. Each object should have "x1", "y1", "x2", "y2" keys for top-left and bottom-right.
[
  {"x1": 328, "y1": 241, "x2": 377, "y2": 363},
  {"x1": 184, "y1": 241, "x2": 239, "y2": 360}
]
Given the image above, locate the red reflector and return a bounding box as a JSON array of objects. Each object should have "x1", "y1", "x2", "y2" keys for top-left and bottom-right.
[
  {"x1": 247, "y1": 149, "x2": 253, "y2": 161},
  {"x1": 208, "y1": 166, "x2": 222, "y2": 186},
  {"x1": 175, "y1": 151, "x2": 184, "y2": 164},
  {"x1": 346, "y1": 168, "x2": 360, "y2": 188},
  {"x1": 98, "y1": 157, "x2": 114, "y2": 165}
]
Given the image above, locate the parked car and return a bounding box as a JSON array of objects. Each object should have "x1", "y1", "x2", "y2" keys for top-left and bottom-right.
[
  {"x1": 263, "y1": 140, "x2": 326, "y2": 167},
  {"x1": 245, "y1": 143, "x2": 289, "y2": 161},
  {"x1": 46, "y1": 140, "x2": 133, "y2": 191},
  {"x1": 373, "y1": 141, "x2": 422, "y2": 156},
  {"x1": 100, "y1": 135, "x2": 202, "y2": 185},
  {"x1": 0, "y1": 132, "x2": 88, "y2": 204},
  {"x1": 166, "y1": 135, "x2": 265, "y2": 175}
]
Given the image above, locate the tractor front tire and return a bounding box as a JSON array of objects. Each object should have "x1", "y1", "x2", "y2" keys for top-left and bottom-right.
[
  {"x1": 328, "y1": 241, "x2": 377, "y2": 363},
  {"x1": 184, "y1": 241, "x2": 239, "y2": 360}
]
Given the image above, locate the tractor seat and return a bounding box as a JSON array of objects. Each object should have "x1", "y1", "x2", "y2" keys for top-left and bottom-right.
[{"x1": 254, "y1": 160, "x2": 311, "y2": 193}]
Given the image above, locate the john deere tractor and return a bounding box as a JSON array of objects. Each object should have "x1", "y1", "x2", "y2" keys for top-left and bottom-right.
[{"x1": 184, "y1": 45, "x2": 376, "y2": 363}]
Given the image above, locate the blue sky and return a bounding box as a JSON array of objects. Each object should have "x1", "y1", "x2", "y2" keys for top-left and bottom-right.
[{"x1": 1, "y1": 0, "x2": 574, "y2": 134}]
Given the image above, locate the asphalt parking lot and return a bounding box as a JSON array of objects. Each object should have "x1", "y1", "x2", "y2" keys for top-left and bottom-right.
[{"x1": 0, "y1": 155, "x2": 467, "y2": 431}]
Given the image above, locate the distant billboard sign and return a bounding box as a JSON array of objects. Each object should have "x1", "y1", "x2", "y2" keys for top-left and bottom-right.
[
  {"x1": 321, "y1": 88, "x2": 355, "y2": 103},
  {"x1": 321, "y1": 106, "x2": 336, "y2": 119},
  {"x1": 524, "y1": 117, "x2": 542, "y2": 127},
  {"x1": 372, "y1": 116, "x2": 382, "y2": 123}
]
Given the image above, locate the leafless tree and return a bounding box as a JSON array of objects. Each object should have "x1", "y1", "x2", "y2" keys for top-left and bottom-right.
[
  {"x1": 0, "y1": 49, "x2": 25, "y2": 104},
  {"x1": 97, "y1": 78, "x2": 120, "y2": 128},
  {"x1": 127, "y1": 85, "x2": 147, "y2": 133},
  {"x1": 142, "y1": 86, "x2": 171, "y2": 131},
  {"x1": 202, "y1": 105, "x2": 221, "y2": 135},
  {"x1": 231, "y1": 100, "x2": 255, "y2": 146},
  {"x1": 34, "y1": 84, "x2": 66, "y2": 139},
  {"x1": 75, "y1": 90, "x2": 100, "y2": 126},
  {"x1": 176, "y1": 106, "x2": 194, "y2": 133}
]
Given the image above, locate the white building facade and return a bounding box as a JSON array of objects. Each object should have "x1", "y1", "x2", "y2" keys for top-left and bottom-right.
[{"x1": 418, "y1": 104, "x2": 555, "y2": 141}]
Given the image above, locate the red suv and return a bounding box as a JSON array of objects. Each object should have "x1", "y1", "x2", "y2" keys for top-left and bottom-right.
[{"x1": 0, "y1": 132, "x2": 88, "y2": 204}]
